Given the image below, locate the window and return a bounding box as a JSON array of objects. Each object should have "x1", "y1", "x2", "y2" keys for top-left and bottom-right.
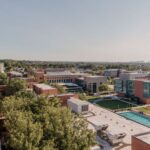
[
  {"x1": 82, "y1": 105, "x2": 88, "y2": 112},
  {"x1": 143, "y1": 82, "x2": 150, "y2": 98}
]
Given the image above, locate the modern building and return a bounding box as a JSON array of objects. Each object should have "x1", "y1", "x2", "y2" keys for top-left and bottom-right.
[
  {"x1": 132, "y1": 132, "x2": 150, "y2": 150},
  {"x1": 75, "y1": 77, "x2": 85, "y2": 88},
  {"x1": 67, "y1": 97, "x2": 89, "y2": 114},
  {"x1": 35, "y1": 69, "x2": 82, "y2": 84},
  {"x1": 44, "y1": 71, "x2": 81, "y2": 84},
  {"x1": 104, "y1": 69, "x2": 126, "y2": 78},
  {"x1": 115, "y1": 72, "x2": 150, "y2": 104},
  {"x1": 0, "y1": 63, "x2": 4, "y2": 73},
  {"x1": 33, "y1": 83, "x2": 58, "y2": 95},
  {"x1": 119, "y1": 72, "x2": 148, "y2": 80},
  {"x1": 35, "y1": 68, "x2": 107, "y2": 94},
  {"x1": 84, "y1": 76, "x2": 107, "y2": 93}
]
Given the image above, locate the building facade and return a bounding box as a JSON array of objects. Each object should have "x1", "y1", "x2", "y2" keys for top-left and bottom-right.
[
  {"x1": 104, "y1": 69, "x2": 126, "y2": 78},
  {"x1": 67, "y1": 97, "x2": 89, "y2": 114},
  {"x1": 33, "y1": 83, "x2": 58, "y2": 95},
  {"x1": 35, "y1": 69, "x2": 82, "y2": 84},
  {"x1": 57, "y1": 93, "x2": 79, "y2": 106},
  {"x1": 115, "y1": 72, "x2": 150, "y2": 104},
  {"x1": 84, "y1": 76, "x2": 107, "y2": 93}
]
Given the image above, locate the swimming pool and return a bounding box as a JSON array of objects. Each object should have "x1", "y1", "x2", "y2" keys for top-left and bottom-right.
[{"x1": 119, "y1": 111, "x2": 150, "y2": 128}]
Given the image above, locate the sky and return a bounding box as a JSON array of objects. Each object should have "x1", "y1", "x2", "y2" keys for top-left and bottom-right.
[{"x1": 1, "y1": 0, "x2": 150, "y2": 62}]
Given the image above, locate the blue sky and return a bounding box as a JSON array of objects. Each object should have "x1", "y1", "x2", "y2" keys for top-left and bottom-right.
[{"x1": 1, "y1": 0, "x2": 150, "y2": 62}]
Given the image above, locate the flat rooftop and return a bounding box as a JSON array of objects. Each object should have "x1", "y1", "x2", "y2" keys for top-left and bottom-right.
[
  {"x1": 105, "y1": 69, "x2": 119, "y2": 71},
  {"x1": 34, "y1": 84, "x2": 56, "y2": 90},
  {"x1": 86, "y1": 103, "x2": 150, "y2": 148},
  {"x1": 59, "y1": 83, "x2": 80, "y2": 87},
  {"x1": 57, "y1": 93, "x2": 76, "y2": 96},
  {"x1": 134, "y1": 132, "x2": 150, "y2": 145},
  {"x1": 46, "y1": 71, "x2": 81, "y2": 76},
  {"x1": 9, "y1": 71, "x2": 23, "y2": 76},
  {"x1": 68, "y1": 97, "x2": 89, "y2": 105},
  {"x1": 85, "y1": 75, "x2": 105, "y2": 78}
]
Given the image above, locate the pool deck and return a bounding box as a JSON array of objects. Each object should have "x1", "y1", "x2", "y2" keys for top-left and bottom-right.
[{"x1": 86, "y1": 103, "x2": 150, "y2": 150}]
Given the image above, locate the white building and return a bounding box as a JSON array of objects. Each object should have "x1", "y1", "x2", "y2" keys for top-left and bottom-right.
[
  {"x1": 9, "y1": 71, "x2": 23, "y2": 78},
  {"x1": 84, "y1": 76, "x2": 107, "y2": 93},
  {"x1": 119, "y1": 72, "x2": 148, "y2": 80},
  {"x1": 67, "y1": 97, "x2": 89, "y2": 114},
  {"x1": 0, "y1": 63, "x2": 4, "y2": 73}
]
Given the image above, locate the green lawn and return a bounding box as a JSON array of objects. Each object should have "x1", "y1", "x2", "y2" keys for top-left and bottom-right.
[
  {"x1": 135, "y1": 106, "x2": 150, "y2": 115},
  {"x1": 96, "y1": 100, "x2": 132, "y2": 110}
]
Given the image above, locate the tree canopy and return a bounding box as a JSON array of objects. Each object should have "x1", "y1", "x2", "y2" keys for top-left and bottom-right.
[
  {"x1": 1, "y1": 91, "x2": 96, "y2": 150},
  {"x1": 5, "y1": 78, "x2": 26, "y2": 96},
  {"x1": 0, "y1": 73, "x2": 8, "y2": 85},
  {"x1": 98, "y1": 84, "x2": 110, "y2": 92}
]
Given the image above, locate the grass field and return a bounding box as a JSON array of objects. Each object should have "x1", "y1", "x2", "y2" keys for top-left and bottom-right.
[
  {"x1": 96, "y1": 100, "x2": 132, "y2": 110},
  {"x1": 135, "y1": 106, "x2": 150, "y2": 115}
]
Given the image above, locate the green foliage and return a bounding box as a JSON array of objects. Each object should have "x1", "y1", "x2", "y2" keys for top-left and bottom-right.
[
  {"x1": 107, "y1": 77, "x2": 114, "y2": 84},
  {"x1": 4, "y1": 111, "x2": 43, "y2": 150},
  {"x1": 78, "y1": 93, "x2": 87, "y2": 101},
  {"x1": 4, "y1": 61, "x2": 12, "y2": 71},
  {"x1": 1, "y1": 92, "x2": 96, "y2": 150},
  {"x1": 5, "y1": 78, "x2": 26, "y2": 96},
  {"x1": 0, "y1": 73, "x2": 8, "y2": 85},
  {"x1": 15, "y1": 90, "x2": 36, "y2": 99},
  {"x1": 98, "y1": 84, "x2": 110, "y2": 92},
  {"x1": 51, "y1": 84, "x2": 66, "y2": 94}
]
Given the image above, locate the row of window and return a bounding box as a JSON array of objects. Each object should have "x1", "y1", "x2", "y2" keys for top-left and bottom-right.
[
  {"x1": 48, "y1": 79, "x2": 73, "y2": 83},
  {"x1": 115, "y1": 80, "x2": 150, "y2": 98}
]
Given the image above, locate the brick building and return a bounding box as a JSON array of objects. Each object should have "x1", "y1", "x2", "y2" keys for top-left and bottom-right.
[
  {"x1": 33, "y1": 83, "x2": 58, "y2": 95},
  {"x1": 132, "y1": 132, "x2": 150, "y2": 150},
  {"x1": 35, "y1": 70, "x2": 82, "y2": 84},
  {"x1": 57, "y1": 93, "x2": 78, "y2": 106}
]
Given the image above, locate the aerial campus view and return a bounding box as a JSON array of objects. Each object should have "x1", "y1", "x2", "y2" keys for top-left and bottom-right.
[{"x1": 0, "y1": 1, "x2": 150, "y2": 150}]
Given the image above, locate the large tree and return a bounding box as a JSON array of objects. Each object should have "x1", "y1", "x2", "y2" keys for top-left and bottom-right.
[
  {"x1": 1, "y1": 92, "x2": 96, "y2": 150},
  {"x1": 0, "y1": 73, "x2": 8, "y2": 85},
  {"x1": 98, "y1": 84, "x2": 110, "y2": 92},
  {"x1": 5, "y1": 78, "x2": 26, "y2": 96}
]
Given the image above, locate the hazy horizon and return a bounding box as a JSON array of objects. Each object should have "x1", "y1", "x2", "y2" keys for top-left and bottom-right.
[{"x1": 1, "y1": 0, "x2": 150, "y2": 62}]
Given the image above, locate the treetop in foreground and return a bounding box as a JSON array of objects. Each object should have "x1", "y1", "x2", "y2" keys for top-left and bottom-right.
[{"x1": 1, "y1": 91, "x2": 96, "y2": 150}]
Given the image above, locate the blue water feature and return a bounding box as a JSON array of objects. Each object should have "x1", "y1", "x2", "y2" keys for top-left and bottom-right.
[{"x1": 119, "y1": 111, "x2": 150, "y2": 128}]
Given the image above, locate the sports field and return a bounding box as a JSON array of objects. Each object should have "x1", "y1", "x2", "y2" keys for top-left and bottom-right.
[{"x1": 96, "y1": 100, "x2": 132, "y2": 110}]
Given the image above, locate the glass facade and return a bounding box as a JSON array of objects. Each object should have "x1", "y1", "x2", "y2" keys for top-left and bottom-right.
[
  {"x1": 115, "y1": 79, "x2": 123, "y2": 93},
  {"x1": 93, "y1": 83, "x2": 97, "y2": 93},
  {"x1": 143, "y1": 82, "x2": 150, "y2": 98},
  {"x1": 126, "y1": 80, "x2": 134, "y2": 96},
  {"x1": 115, "y1": 79, "x2": 134, "y2": 96}
]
